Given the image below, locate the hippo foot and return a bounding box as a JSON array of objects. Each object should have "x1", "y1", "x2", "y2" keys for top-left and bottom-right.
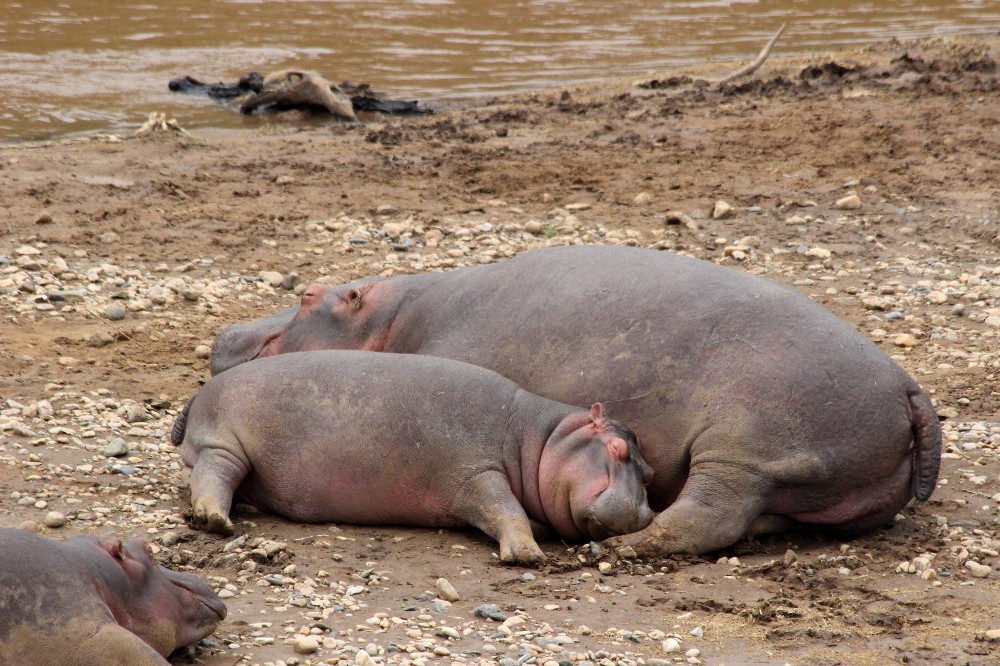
[
  {"x1": 499, "y1": 539, "x2": 545, "y2": 566},
  {"x1": 601, "y1": 524, "x2": 669, "y2": 559},
  {"x1": 191, "y1": 507, "x2": 235, "y2": 536}
]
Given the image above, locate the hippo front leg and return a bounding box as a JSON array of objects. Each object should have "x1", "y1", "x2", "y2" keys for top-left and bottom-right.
[
  {"x1": 603, "y1": 462, "x2": 771, "y2": 557},
  {"x1": 449, "y1": 471, "x2": 545, "y2": 566},
  {"x1": 187, "y1": 448, "x2": 250, "y2": 536}
]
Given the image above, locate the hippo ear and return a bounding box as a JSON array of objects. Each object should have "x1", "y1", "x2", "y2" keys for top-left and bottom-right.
[
  {"x1": 343, "y1": 287, "x2": 363, "y2": 311},
  {"x1": 590, "y1": 402, "x2": 606, "y2": 423},
  {"x1": 605, "y1": 436, "x2": 629, "y2": 463},
  {"x1": 105, "y1": 539, "x2": 126, "y2": 560}
]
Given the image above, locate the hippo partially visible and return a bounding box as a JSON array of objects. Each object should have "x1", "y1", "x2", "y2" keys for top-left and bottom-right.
[
  {"x1": 209, "y1": 245, "x2": 942, "y2": 557},
  {"x1": 0, "y1": 529, "x2": 226, "y2": 666},
  {"x1": 172, "y1": 350, "x2": 655, "y2": 564}
]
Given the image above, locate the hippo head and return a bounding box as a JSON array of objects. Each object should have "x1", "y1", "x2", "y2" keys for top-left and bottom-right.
[
  {"x1": 92, "y1": 537, "x2": 227, "y2": 656},
  {"x1": 211, "y1": 281, "x2": 380, "y2": 376},
  {"x1": 539, "y1": 403, "x2": 655, "y2": 541}
]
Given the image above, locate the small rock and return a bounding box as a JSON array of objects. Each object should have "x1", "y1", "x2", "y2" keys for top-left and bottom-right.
[
  {"x1": 15, "y1": 245, "x2": 42, "y2": 256},
  {"x1": 474, "y1": 604, "x2": 508, "y2": 621},
  {"x1": 104, "y1": 304, "x2": 127, "y2": 321},
  {"x1": 926, "y1": 291, "x2": 948, "y2": 304},
  {"x1": 103, "y1": 438, "x2": 129, "y2": 457},
  {"x1": 355, "y1": 651, "x2": 375, "y2": 666},
  {"x1": 293, "y1": 635, "x2": 320, "y2": 654},
  {"x1": 615, "y1": 545, "x2": 637, "y2": 559},
  {"x1": 784, "y1": 549, "x2": 797, "y2": 566},
  {"x1": 99, "y1": 232, "x2": 121, "y2": 244},
  {"x1": 633, "y1": 192, "x2": 653, "y2": 206},
  {"x1": 275, "y1": 175, "x2": 295, "y2": 186},
  {"x1": 664, "y1": 211, "x2": 699, "y2": 230},
  {"x1": 662, "y1": 638, "x2": 682, "y2": 653},
  {"x1": 525, "y1": 220, "x2": 545, "y2": 235},
  {"x1": 194, "y1": 345, "x2": 212, "y2": 359},
  {"x1": 35, "y1": 211, "x2": 54, "y2": 225},
  {"x1": 88, "y1": 332, "x2": 115, "y2": 348},
  {"x1": 436, "y1": 577, "x2": 460, "y2": 602},
  {"x1": 282, "y1": 273, "x2": 300, "y2": 291},
  {"x1": 43, "y1": 511, "x2": 66, "y2": 528},
  {"x1": 982, "y1": 628, "x2": 1000, "y2": 641},
  {"x1": 376, "y1": 204, "x2": 397, "y2": 216},
  {"x1": 598, "y1": 562, "x2": 613, "y2": 574},
  {"x1": 965, "y1": 561, "x2": 991, "y2": 578},
  {"x1": 259, "y1": 271, "x2": 283, "y2": 287},
  {"x1": 712, "y1": 200, "x2": 733, "y2": 220},
  {"x1": 690, "y1": 626, "x2": 704, "y2": 638},
  {"x1": 892, "y1": 333, "x2": 918, "y2": 348},
  {"x1": 835, "y1": 194, "x2": 862, "y2": 210}
]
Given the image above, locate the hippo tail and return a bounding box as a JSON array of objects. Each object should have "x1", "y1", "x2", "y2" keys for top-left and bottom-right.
[
  {"x1": 170, "y1": 396, "x2": 195, "y2": 446},
  {"x1": 908, "y1": 388, "x2": 942, "y2": 502}
]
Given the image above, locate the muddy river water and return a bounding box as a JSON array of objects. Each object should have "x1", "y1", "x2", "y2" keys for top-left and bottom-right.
[{"x1": 2, "y1": 0, "x2": 998, "y2": 142}]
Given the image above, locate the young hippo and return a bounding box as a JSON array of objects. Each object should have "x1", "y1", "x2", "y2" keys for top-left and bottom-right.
[
  {"x1": 0, "y1": 528, "x2": 226, "y2": 666},
  {"x1": 172, "y1": 350, "x2": 655, "y2": 564}
]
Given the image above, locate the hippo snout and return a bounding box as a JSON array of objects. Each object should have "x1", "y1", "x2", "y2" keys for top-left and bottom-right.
[{"x1": 583, "y1": 490, "x2": 655, "y2": 540}]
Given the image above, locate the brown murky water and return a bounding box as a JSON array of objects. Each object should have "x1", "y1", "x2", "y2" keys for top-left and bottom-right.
[{"x1": 1, "y1": 0, "x2": 998, "y2": 143}]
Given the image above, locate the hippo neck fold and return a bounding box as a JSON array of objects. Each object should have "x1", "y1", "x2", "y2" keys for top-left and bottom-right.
[
  {"x1": 504, "y1": 390, "x2": 581, "y2": 532},
  {"x1": 359, "y1": 272, "x2": 446, "y2": 353}
]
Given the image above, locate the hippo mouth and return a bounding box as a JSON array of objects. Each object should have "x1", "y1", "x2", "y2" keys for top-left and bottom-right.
[
  {"x1": 580, "y1": 511, "x2": 614, "y2": 541},
  {"x1": 249, "y1": 333, "x2": 281, "y2": 362},
  {"x1": 168, "y1": 573, "x2": 228, "y2": 620}
]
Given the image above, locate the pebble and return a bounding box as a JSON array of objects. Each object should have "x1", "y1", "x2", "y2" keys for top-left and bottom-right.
[
  {"x1": 35, "y1": 211, "x2": 54, "y2": 225},
  {"x1": 662, "y1": 638, "x2": 682, "y2": 653},
  {"x1": 260, "y1": 271, "x2": 284, "y2": 287},
  {"x1": 103, "y1": 438, "x2": 129, "y2": 457},
  {"x1": 712, "y1": 200, "x2": 734, "y2": 220},
  {"x1": 194, "y1": 344, "x2": 212, "y2": 359},
  {"x1": 633, "y1": 192, "x2": 653, "y2": 205},
  {"x1": 474, "y1": 604, "x2": 508, "y2": 621},
  {"x1": 965, "y1": 561, "x2": 992, "y2": 578},
  {"x1": 892, "y1": 333, "x2": 918, "y2": 348},
  {"x1": 293, "y1": 635, "x2": 320, "y2": 654},
  {"x1": 436, "y1": 577, "x2": 460, "y2": 602},
  {"x1": 104, "y1": 304, "x2": 127, "y2": 321},
  {"x1": 43, "y1": 511, "x2": 66, "y2": 528},
  {"x1": 835, "y1": 193, "x2": 862, "y2": 209}
]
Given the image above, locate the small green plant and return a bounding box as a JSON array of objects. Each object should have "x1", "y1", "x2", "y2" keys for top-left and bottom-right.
[{"x1": 544, "y1": 225, "x2": 557, "y2": 238}]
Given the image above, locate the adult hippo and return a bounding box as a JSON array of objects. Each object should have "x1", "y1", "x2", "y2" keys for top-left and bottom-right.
[
  {"x1": 0, "y1": 529, "x2": 226, "y2": 665},
  {"x1": 173, "y1": 350, "x2": 655, "y2": 564},
  {"x1": 211, "y1": 245, "x2": 941, "y2": 557}
]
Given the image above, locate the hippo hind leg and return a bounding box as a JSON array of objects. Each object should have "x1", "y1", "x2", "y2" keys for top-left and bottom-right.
[
  {"x1": 188, "y1": 445, "x2": 251, "y2": 535},
  {"x1": 603, "y1": 461, "x2": 772, "y2": 556}
]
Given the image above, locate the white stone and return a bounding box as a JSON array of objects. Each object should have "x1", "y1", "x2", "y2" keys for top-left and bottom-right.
[
  {"x1": 835, "y1": 193, "x2": 862, "y2": 209},
  {"x1": 662, "y1": 638, "x2": 682, "y2": 653},
  {"x1": 436, "y1": 577, "x2": 460, "y2": 601},
  {"x1": 712, "y1": 200, "x2": 733, "y2": 219}
]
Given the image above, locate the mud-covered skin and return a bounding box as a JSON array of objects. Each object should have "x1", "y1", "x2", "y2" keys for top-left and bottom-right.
[
  {"x1": 211, "y1": 245, "x2": 942, "y2": 557},
  {"x1": 0, "y1": 529, "x2": 226, "y2": 666},
  {"x1": 176, "y1": 350, "x2": 654, "y2": 564}
]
